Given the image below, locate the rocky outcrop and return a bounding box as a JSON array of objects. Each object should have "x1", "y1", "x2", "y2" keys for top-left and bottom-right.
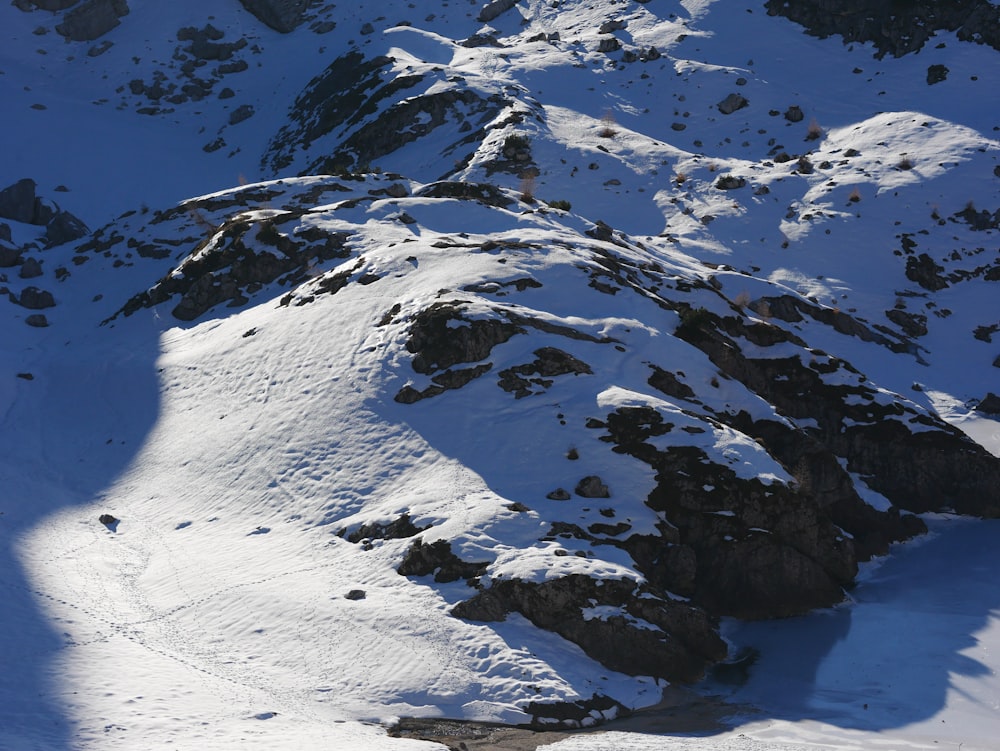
[
  {"x1": 0, "y1": 179, "x2": 40, "y2": 224},
  {"x1": 112, "y1": 212, "x2": 350, "y2": 322},
  {"x1": 675, "y1": 308, "x2": 1000, "y2": 518},
  {"x1": 0, "y1": 179, "x2": 89, "y2": 247},
  {"x1": 56, "y1": 0, "x2": 129, "y2": 42},
  {"x1": 265, "y1": 51, "x2": 507, "y2": 177},
  {"x1": 397, "y1": 539, "x2": 490, "y2": 583},
  {"x1": 765, "y1": 0, "x2": 1000, "y2": 57},
  {"x1": 477, "y1": 0, "x2": 519, "y2": 23},
  {"x1": 452, "y1": 574, "x2": 726, "y2": 683},
  {"x1": 238, "y1": 0, "x2": 312, "y2": 33},
  {"x1": 599, "y1": 406, "x2": 857, "y2": 618},
  {"x1": 17, "y1": 287, "x2": 56, "y2": 310},
  {"x1": 43, "y1": 209, "x2": 89, "y2": 247}
]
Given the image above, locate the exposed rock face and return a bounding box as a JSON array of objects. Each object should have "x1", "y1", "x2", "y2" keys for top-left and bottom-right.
[
  {"x1": 600, "y1": 406, "x2": 856, "y2": 618},
  {"x1": 765, "y1": 0, "x2": 1000, "y2": 57},
  {"x1": 0, "y1": 179, "x2": 41, "y2": 224},
  {"x1": 676, "y1": 308, "x2": 1000, "y2": 519},
  {"x1": 55, "y1": 0, "x2": 129, "y2": 42},
  {"x1": 112, "y1": 209, "x2": 350, "y2": 321},
  {"x1": 397, "y1": 538, "x2": 490, "y2": 583},
  {"x1": 238, "y1": 0, "x2": 312, "y2": 33},
  {"x1": 264, "y1": 51, "x2": 507, "y2": 176},
  {"x1": 717, "y1": 93, "x2": 748, "y2": 115},
  {"x1": 17, "y1": 287, "x2": 56, "y2": 309},
  {"x1": 477, "y1": 0, "x2": 519, "y2": 23},
  {"x1": 44, "y1": 209, "x2": 89, "y2": 247},
  {"x1": 452, "y1": 574, "x2": 726, "y2": 683},
  {"x1": 401, "y1": 302, "x2": 522, "y2": 375}
]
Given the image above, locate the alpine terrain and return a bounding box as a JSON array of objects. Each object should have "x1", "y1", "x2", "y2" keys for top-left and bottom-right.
[{"x1": 1, "y1": 0, "x2": 999, "y2": 749}]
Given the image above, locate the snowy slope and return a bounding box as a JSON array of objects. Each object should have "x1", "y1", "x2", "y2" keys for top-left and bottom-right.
[{"x1": 1, "y1": 1, "x2": 1000, "y2": 749}]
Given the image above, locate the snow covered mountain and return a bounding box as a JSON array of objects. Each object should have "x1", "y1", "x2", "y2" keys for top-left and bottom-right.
[{"x1": 1, "y1": 1, "x2": 999, "y2": 749}]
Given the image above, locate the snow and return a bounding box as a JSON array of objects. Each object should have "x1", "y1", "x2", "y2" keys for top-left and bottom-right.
[{"x1": 1, "y1": 0, "x2": 999, "y2": 748}]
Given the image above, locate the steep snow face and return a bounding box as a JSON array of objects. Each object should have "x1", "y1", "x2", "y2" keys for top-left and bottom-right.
[{"x1": 1, "y1": 0, "x2": 1000, "y2": 749}]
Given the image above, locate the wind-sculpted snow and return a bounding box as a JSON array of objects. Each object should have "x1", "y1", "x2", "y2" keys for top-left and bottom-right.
[{"x1": 61, "y1": 171, "x2": 995, "y2": 706}]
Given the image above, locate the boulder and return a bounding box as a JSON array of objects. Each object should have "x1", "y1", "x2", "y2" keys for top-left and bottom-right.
[
  {"x1": 0, "y1": 179, "x2": 38, "y2": 224},
  {"x1": 25, "y1": 314, "x2": 49, "y2": 327},
  {"x1": 44, "y1": 210, "x2": 89, "y2": 247},
  {"x1": 18, "y1": 286, "x2": 55, "y2": 309},
  {"x1": 784, "y1": 105, "x2": 804, "y2": 122},
  {"x1": 0, "y1": 245, "x2": 22, "y2": 268},
  {"x1": 575, "y1": 475, "x2": 610, "y2": 498},
  {"x1": 477, "y1": 0, "x2": 518, "y2": 23},
  {"x1": 717, "y1": 93, "x2": 749, "y2": 115},
  {"x1": 976, "y1": 393, "x2": 1000, "y2": 415},
  {"x1": 56, "y1": 0, "x2": 129, "y2": 42},
  {"x1": 19, "y1": 257, "x2": 43, "y2": 279}
]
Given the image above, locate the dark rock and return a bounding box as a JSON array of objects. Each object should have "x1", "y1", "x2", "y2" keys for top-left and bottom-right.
[
  {"x1": 927, "y1": 63, "x2": 949, "y2": 84},
  {"x1": 177, "y1": 24, "x2": 246, "y2": 61},
  {"x1": 673, "y1": 309, "x2": 1000, "y2": 519},
  {"x1": 715, "y1": 175, "x2": 746, "y2": 190},
  {"x1": 237, "y1": 0, "x2": 312, "y2": 33},
  {"x1": 765, "y1": 0, "x2": 1000, "y2": 57},
  {"x1": 477, "y1": 0, "x2": 518, "y2": 23},
  {"x1": 344, "y1": 589, "x2": 366, "y2": 600},
  {"x1": 0, "y1": 223, "x2": 10, "y2": 243},
  {"x1": 546, "y1": 488, "x2": 571, "y2": 501},
  {"x1": 783, "y1": 105, "x2": 803, "y2": 123},
  {"x1": 18, "y1": 286, "x2": 55, "y2": 309},
  {"x1": 344, "y1": 513, "x2": 429, "y2": 543},
  {"x1": 0, "y1": 179, "x2": 38, "y2": 224},
  {"x1": 25, "y1": 314, "x2": 49, "y2": 328},
  {"x1": 647, "y1": 365, "x2": 695, "y2": 399},
  {"x1": 56, "y1": 0, "x2": 129, "y2": 42},
  {"x1": 524, "y1": 694, "x2": 625, "y2": 729},
  {"x1": 885, "y1": 308, "x2": 928, "y2": 337},
  {"x1": 717, "y1": 93, "x2": 748, "y2": 115},
  {"x1": 99, "y1": 513, "x2": 119, "y2": 528},
  {"x1": 113, "y1": 214, "x2": 351, "y2": 322},
  {"x1": 397, "y1": 538, "x2": 490, "y2": 583},
  {"x1": 575, "y1": 476, "x2": 610, "y2": 498},
  {"x1": 18, "y1": 257, "x2": 43, "y2": 279},
  {"x1": 977, "y1": 393, "x2": 1000, "y2": 415},
  {"x1": 905, "y1": 253, "x2": 949, "y2": 291},
  {"x1": 403, "y1": 302, "x2": 522, "y2": 375},
  {"x1": 596, "y1": 37, "x2": 621, "y2": 53},
  {"x1": 417, "y1": 182, "x2": 513, "y2": 209},
  {"x1": 229, "y1": 104, "x2": 255, "y2": 125},
  {"x1": 497, "y1": 347, "x2": 591, "y2": 398},
  {"x1": 955, "y1": 204, "x2": 1000, "y2": 231},
  {"x1": 452, "y1": 574, "x2": 726, "y2": 683},
  {"x1": 44, "y1": 210, "x2": 89, "y2": 247},
  {"x1": 0, "y1": 245, "x2": 21, "y2": 268}
]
